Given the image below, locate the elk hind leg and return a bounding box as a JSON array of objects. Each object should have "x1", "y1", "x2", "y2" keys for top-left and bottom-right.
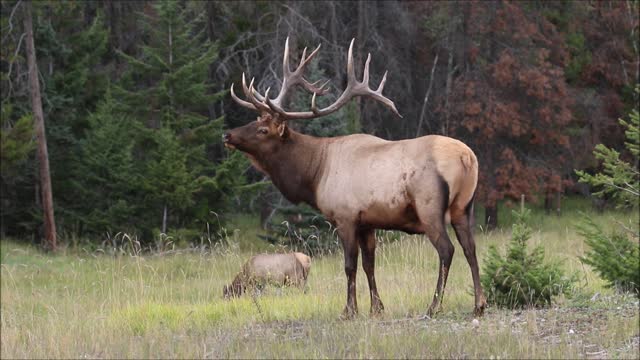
[
  {"x1": 426, "y1": 224, "x2": 454, "y2": 317},
  {"x1": 450, "y1": 198, "x2": 487, "y2": 316},
  {"x1": 417, "y1": 200, "x2": 455, "y2": 317}
]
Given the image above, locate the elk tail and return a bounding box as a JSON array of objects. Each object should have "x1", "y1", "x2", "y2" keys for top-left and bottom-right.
[
  {"x1": 460, "y1": 152, "x2": 475, "y2": 174},
  {"x1": 465, "y1": 190, "x2": 477, "y2": 229}
]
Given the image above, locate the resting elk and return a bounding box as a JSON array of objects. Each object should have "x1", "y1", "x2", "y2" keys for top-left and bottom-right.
[{"x1": 224, "y1": 37, "x2": 487, "y2": 318}]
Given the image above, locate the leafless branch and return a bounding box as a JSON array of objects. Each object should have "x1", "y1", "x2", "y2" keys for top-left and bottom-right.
[
  {"x1": 606, "y1": 181, "x2": 640, "y2": 197},
  {"x1": 1, "y1": 0, "x2": 23, "y2": 43},
  {"x1": 4, "y1": 32, "x2": 26, "y2": 99},
  {"x1": 280, "y1": 4, "x2": 333, "y2": 45},
  {"x1": 416, "y1": 53, "x2": 439, "y2": 137}
]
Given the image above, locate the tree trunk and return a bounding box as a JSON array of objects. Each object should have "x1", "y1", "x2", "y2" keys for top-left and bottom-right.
[
  {"x1": 416, "y1": 54, "x2": 438, "y2": 137},
  {"x1": 484, "y1": 204, "x2": 498, "y2": 230},
  {"x1": 24, "y1": 0, "x2": 57, "y2": 252},
  {"x1": 544, "y1": 191, "x2": 562, "y2": 216},
  {"x1": 162, "y1": 204, "x2": 168, "y2": 234},
  {"x1": 329, "y1": 2, "x2": 341, "y2": 79},
  {"x1": 443, "y1": 49, "x2": 454, "y2": 136},
  {"x1": 544, "y1": 191, "x2": 553, "y2": 215}
]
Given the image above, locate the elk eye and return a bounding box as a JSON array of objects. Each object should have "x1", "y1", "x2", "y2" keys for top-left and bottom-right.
[{"x1": 258, "y1": 128, "x2": 269, "y2": 135}]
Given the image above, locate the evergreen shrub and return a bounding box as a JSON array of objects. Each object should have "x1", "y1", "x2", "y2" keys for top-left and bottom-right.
[{"x1": 481, "y1": 208, "x2": 576, "y2": 308}]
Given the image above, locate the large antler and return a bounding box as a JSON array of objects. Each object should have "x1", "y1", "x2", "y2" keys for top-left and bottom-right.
[
  {"x1": 268, "y1": 39, "x2": 402, "y2": 120},
  {"x1": 270, "y1": 37, "x2": 330, "y2": 109},
  {"x1": 230, "y1": 38, "x2": 402, "y2": 120},
  {"x1": 230, "y1": 37, "x2": 330, "y2": 113}
]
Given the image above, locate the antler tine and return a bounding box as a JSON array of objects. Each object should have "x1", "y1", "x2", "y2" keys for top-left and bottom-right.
[
  {"x1": 261, "y1": 87, "x2": 271, "y2": 106},
  {"x1": 245, "y1": 76, "x2": 258, "y2": 102},
  {"x1": 376, "y1": 71, "x2": 388, "y2": 93},
  {"x1": 321, "y1": 79, "x2": 331, "y2": 91},
  {"x1": 248, "y1": 81, "x2": 271, "y2": 112},
  {"x1": 270, "y1": 38, "x2": 328, "y2": 108},
  {"x1": 311, "y1": 92, "x2": 318, "y2": 114},
  {"x1": 309, "y1": 79, "x2": 331, "y2": 93},
  {"x1": 242, "y1": 75, "x2": 270, "y2": 104},
  {"x1": 241, "y1": 73, "x2": 252, "y2": 99},
  {"x1": 283, "y1": 37, "x2": 291, "y2": 75},
  {"x1": 362, "y1": 53, "x2": 371, "y2": 86},
  {"x1": 230, "y1": 83, "x2": 258, "y2": 110},
  {"x1": 298, "y1": 43, "x2": 321, "y2": 71},
  {"x1": 238, "y1": 75, "x2": 269, "y2": 112},
  {"x1": 346, "y1": 38, "x2": 356, "y2": 84}
]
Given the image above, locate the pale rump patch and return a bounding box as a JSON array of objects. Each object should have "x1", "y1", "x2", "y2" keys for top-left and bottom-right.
[
  {"x1": 293, "y1": 252, "x2": 312, "y2": 278},
  {"x1": 430, "y1": 136, "x2": 478, "y2": 211}
]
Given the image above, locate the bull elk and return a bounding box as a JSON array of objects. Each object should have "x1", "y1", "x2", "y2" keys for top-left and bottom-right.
[{"x1": 224, "y1": 38, "x2": 487, "y2": 318}]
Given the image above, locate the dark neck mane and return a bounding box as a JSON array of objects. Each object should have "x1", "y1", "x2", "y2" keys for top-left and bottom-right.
[{"x1": 254, "y1": 130, "x2": 326, "y2": 208}]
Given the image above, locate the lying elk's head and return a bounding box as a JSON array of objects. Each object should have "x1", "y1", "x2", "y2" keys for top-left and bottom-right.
[
  {"x1": 223, "y1": 37, "x2": 402, "y2": 155},
  {"x1": 222, "y1": 283, "x2": 242, "y2": 299}
]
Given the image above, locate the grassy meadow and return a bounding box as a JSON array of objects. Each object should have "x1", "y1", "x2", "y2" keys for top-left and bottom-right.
[{"x1": 1, "y1": 200, "x2": 639, "y2": 359}]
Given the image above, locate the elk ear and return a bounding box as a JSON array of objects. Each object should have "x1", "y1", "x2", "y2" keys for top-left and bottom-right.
[{"x1": 277, "y1": 122, "x2": 288, "y2": 138}]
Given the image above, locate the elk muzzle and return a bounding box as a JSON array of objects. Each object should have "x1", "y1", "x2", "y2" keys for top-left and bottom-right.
[{"x1": 223, "y1": 132, "x2": 235, "y2": 149}]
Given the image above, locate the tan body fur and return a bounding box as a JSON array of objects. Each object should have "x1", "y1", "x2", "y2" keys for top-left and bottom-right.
[
  {"x1": 316, "y1": 134, "x2": 477, "y2": 232},
  {"x1": 223, "y1": 252, "x2": 311, "y2": 298}
]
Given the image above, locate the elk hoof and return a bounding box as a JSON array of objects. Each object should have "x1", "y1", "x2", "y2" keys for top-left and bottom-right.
[
  {"x1": 426, "y1": 305, "x2": 440, "y2": 318},
  {"x1": 474, "y1": 301, "x2": 487, "y2": 317},
  {"x1": 370, "y1": 301, "x2": 385, "y2": 317},
  {"x1": 370, "y1": 308, "x2": 384, "y2": 318},
  {"x1": 340, "y1": 306, "x2": 358, "y2": 320},
  {"x1": 473, "y1": 295, "x2": 487, "y2": 317}
]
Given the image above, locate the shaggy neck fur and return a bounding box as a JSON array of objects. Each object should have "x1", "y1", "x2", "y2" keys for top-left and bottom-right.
[{"x1": 253, "y1": 130, "x2": 327, "y2": 208}]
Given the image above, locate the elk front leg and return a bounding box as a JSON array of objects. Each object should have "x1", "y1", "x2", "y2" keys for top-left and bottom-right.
[
  {"x1": 338, "y1": 223, "x2": 359, "y2": 319},
  {"x1": 359, "y1": 228, "x2": 384, "y2": 316}
]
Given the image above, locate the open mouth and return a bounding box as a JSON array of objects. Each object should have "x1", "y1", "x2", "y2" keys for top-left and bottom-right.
[{"x1": 223, "y1": 142, "x2": 236, "y2": 150}]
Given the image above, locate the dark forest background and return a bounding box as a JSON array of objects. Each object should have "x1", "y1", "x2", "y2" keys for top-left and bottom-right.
[{"x1": 1, "y1": 0, "x2": 638, "y2": 246}]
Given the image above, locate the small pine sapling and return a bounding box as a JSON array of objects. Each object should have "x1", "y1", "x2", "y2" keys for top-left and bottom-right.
[
  {"x1": 481, "y1": 208, "x2": 576, "y2": 308},
  {"x1": 575, "y1": 86, "x2": 639, "y2": 295}
]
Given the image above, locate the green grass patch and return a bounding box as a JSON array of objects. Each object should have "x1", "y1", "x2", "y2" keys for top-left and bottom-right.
[{"x1": 2, "y1": 204, "x2": 638, "y2": 358}]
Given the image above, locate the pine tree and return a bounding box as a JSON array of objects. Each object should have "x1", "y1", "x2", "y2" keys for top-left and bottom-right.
[
  {"x1": 0, "y1": 105, "x2": 34, "y2": 183},
  {"x1": 576, "y1": 86, "x2": 639, "y2": 295},
  {"x1": 575, "y1": 103, "x2": 639, "y2": 208},
  {"x1": 115, "y1": 0, "x2": 242, "y2": 241},
  {"x1": 72, "y1": 90, "x2": 137, "y2": 235},
  {"x1": 481, "y1": 208, "x2": 575, "y2": 308},
  {"x1": 0, "y1": 104, "x2": 35, "y2": 237}
]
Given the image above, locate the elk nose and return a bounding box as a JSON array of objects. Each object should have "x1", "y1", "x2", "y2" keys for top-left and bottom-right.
[{"x1": 223, "y1": 133, "x2": 231, "y2": 142}]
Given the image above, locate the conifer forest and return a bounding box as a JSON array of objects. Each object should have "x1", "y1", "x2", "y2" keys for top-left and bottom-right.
[{"x1": 1, "y1": 1, "x2": 638, "y2": 246}]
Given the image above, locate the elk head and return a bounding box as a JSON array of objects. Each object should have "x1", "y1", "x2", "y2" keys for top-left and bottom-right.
[{"x1": 223, "y1": 37, "x2": 401, "y2": 156}]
